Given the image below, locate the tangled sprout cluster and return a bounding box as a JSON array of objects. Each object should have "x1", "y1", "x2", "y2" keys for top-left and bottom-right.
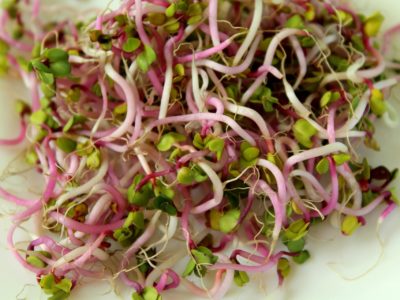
[{"x1": 0, "y1": 0, "x2": 399, "y2": 299}]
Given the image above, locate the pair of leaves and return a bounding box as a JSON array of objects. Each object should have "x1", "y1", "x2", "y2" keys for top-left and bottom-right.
[
  {"x1": 157, "y1": 132, "x2": 186, "y2": 152},
  {"x1": 250, "y1": 86, "x2": 278, "y2": 113},
  {"x1": 0, "y1": 38, "x2": 9, "y2": 73},
  {"x1": 177, "y1": 165, "x2": 208, "y2": 185},
  {"x1": 334, "y1": 10, "x2": 353, "y2": 26},
  {"x1": 26, "y1": 251, "x2": 51, "y2": 268},
  {"x1": 122, "y1": 37, "x2": 141, "y2": 53},
  {"x1": 293, "y1": 119, "x2": 317, "y2": 149},
  {"x1": 327, "y1": 55, "x2": 349, "y2": 72},
  {"x1": 262, "y1": 211, "x2": 276, "y2": 238},
  {"x1": 370, "y1": 89, "x2": 386, "y2": 117},
  {"x1": 66, "y1": 202, "x2": 88, "y2": 220},
  {"x1": 89, "y1": 30, "x2": 113, "y2": 50},
  {"x1": 132, "y1": 287, "x2": 161, "y2": 300},
  {"x1": 285, "y1": 14, "x2": 305, "y2": 29},
  {"x1": 86, "y1": 149, "x2": 102, "y2": 169},
  {"x1": 113, "y1": 227, "x2": 140, "y2": 247},
  {"x1": 209, "y1": 209, "x2": 240, "y2": 233},
  {"x1": 128, "y1": 175, "x2": 177, "y2": 215},
  {"x1": 113, "y1": 212, "x2": 145, "y2": 247},
  {"x1": 128, "y1": 174, "x2": 155, "y2": 206},
  {"x1": 56, "y1": 137, "x2": 77, "y2": 153},
  {"x1": 193, "y1": 133, "x2": 225, "y2": 160},
  {"x1": 154, "y1": 195, "x2": 177, "y2": 216},
  {"x1": 239, "y1": 141, "x2": 260, "y2": 168},
  {"x1": 75, "y1": 141, "x2": 101, "y2": 170},
  {"x1": 30, "y1": 48, "x2": 71, "y2": 82},
  {"x1": 137, "y1": 45, "x2": 156, "y2": 73},
  {"x1": 363, "y1": 12, "x2": 384, "y2": 37},
  {"x1": 186, "y1": 2, "x2": 203, "y2": 25},
  {"x1": 39, "y1": 274, "x2": 72, "y2": 300},
  {"x1": 349, "y1": 158, "x2": 371, "y2": 180},
  {"x1": 148, "y1": 13, "x2": 167, "y2": 26},
  {"x1": 277, "y1": 258, "x2": 291, "y2": 279},
  {"x1": 341, "y1": 215, "x2": 361, "y2": 236},
  {"x1": 282, "y1": 219, "x2": 309, "y2": 242},
  {"x1": 123, "y1": 211, "x2": 145, "y2": 229},
  {"x1": 183, "y1": 246, "x2": 218, "y2": 278},
  {"x1": 315, "y1": 153, "x2": 351, "y2": 175},
  {"x1": 234, "y1": 270, "x2": 250, "y2": 287},
  {"x1": 293, "y1": 250, "x2": 310, "y2": 264},
  {"x1": 136, "y1": 248, "x2": 156, "y2": 275},
  {"x1": 320, "y1": 91, "x2": 340, "y2": 108}
]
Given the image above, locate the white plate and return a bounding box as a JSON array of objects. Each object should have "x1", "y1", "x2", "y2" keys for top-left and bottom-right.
[{"x1": 1, "y1": 1, "x2": 400, "y2": 299}]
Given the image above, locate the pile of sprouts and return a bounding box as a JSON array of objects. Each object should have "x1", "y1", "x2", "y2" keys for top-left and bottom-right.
[{"x1": 0, "y1": 0, "x2": 399, "y2": 299}]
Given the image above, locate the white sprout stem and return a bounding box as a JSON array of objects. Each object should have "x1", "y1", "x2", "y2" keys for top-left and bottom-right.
[
  {"x1": 145, "y1": 249, "x2": 187, "y2": 286},
  {"x1": 191, "y1": 161, "x2": 224, "y2": 214},
  {"x1": 338, "y1": 194, "x2": 386, "y2": 216},
  {"x1": 337, "y1": 166, "x2": 362, "y2": 209},
  {"x1": 55, "y1": 148, "x2": 66, "y2": 171},
  {"x1": 91, "y1": 78, "x2": 108, "y2": 136},
  {"x1": 306, "y1": 34, "x2": 337, "y2": 63},
  {"x1": 257, "y1": 180, "x2": 282, "y2": 240},
  {"x1": 286, "y1": 179, "x2": 309, "y2": 214},
  {"x1": 164, "y1": 216, "x2": 178, "y2": 240},
  {"x1": 74, "y1": 155, "x2": 88, "y2": 178},
  {"x1": 232, "y1": 0, "x2": 262, "y2": 65},
  {"x1": 120, "y1": 161, "x2": 142, "y2": 187},
  {"x1": 195, "y1": 34, "x2": 261, "y2": 75},
  {"x1": 147, "y1": 113, "x2": 256, "y2": 145},
  {"x1": 128, "y1": 2, "x2": 166, "y2": 15},
  {"x1": 320, "y1": 56, "x2": 366, "y2": 87},
  {"x1": 257, "y1": 159, "x2": 287, "y2": 204},
  {"x1": 289, "y1": 169, "x2": 330, "y2": 201},
  {"x1": 104, "y1": 63, "x2": 138, "y2": 141},
  {"x1": 192, "y1": 64, "x2": 205, "y2": 112},
  {"x1": 52, "y1": 245, "x2": 108, "y2": 269},
  {"x1": 346, "y1": 56, "x2": 366, "y2": 83},
  {"x1": 158, "y1": 62, "x2": 173, "y2": 119},
  {"x1": 241, "y1": 28, "x2": 303, "y2": 104},
  {"x1": 69, "y1": 56, "x2": 99, "y2": 63},
  {"x1": 72, "y1": 234, "x2": 107, "y2": 267},
  {"x1": 65, "y1": 155, "x2": 79, "y2": 177},
  {"x1": 85, "y1": 194, "x2": 112, "y2": 225},
  {"x1": 283, "y1": 78, "x2": 328, "y2": 135},
  {"x1": 123, "y1": 210, "x2": 162, "y2": 265},
  {"x1": 81, "y1": 45, "x2": 112, "y2": 59},
  {"x1": 322, "y1": 52, "x2": 386, "y2": 86},
  {"x1": 284, "y1": 142, "x2": 348, "y2": 174},
  {"x1": 36, "y1": 147, "x2": 49, "y2": 176},
  {"x1": 144, "y1": 231, "x2": 208, "y2": 287},
  {"x1": 383, "y1": 102, "x2": 400, "y2": 128},
  {"x1": 135, "y1": 148, "x2": 152, "y2": 175},
  {"x1": 289, "y1": 36, "x2": 307, "y2": 89},
  {"x1": 199, "y1": 68, "x2": 209, "y2": 98},
  {"x1": 71, "y1": 194, "x2": 113, "y2": 240},
  {"x1": 149, "y1": 216, "x2": 178, "y2": 248},
  {"x1": 158, "y1": 35, "x2": 176, "y2": 119},
  {"x1": 282, "y1": 78, "x2": 311, "y2": 118},
  {"x1": 127, "y1": 61, "x2": 138, "y2": 83},
  {"x1": 335, "y1": 131, "x2": 366, "y2": 139},
  {"x1": 103, "y1": 63, "x2": 138, "y2": 141},
  {"x1": 224, "y1": 101, "x2": 271, "y2": 139},
  {"x1": 209, "y1": 254, "x2": 235, "y2": 299},
  {"x1": 208, "y1": 0, "x2": 220, "y2": 47},
  {"x1": 336, "y1": 78, "x2": 398, "y2": 135},
  {"x1": 275, "y1": 136, "x2": 322, "y2": 201},
  {"x1": 55, "y1": 152, "x2": 109, "y2": 207}
]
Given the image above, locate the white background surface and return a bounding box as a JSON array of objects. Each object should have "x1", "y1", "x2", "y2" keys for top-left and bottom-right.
[{"x1": 1, "y1": 0, "x2": 400, "y2": 299}]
